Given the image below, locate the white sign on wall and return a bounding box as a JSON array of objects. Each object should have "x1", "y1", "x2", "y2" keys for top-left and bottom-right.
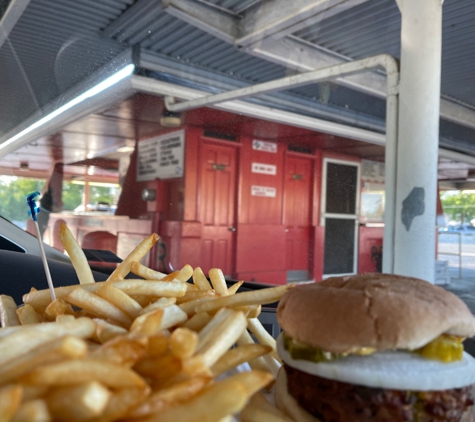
[
  {"x1": 137, "y1": 130, "x2": 185, "y2": 181},
  {"x1": 251, "y1": 162, "x2": 277, "y2": 175},
  {"x1": 251, "y1": 185, "x2": 277, "y2": 198},
  {"x1": 252, "y1": 140, "x2": 277, "y2": 153},
  {"x1": 361, "y1": 159, "x2": 385, "y2": 183}
]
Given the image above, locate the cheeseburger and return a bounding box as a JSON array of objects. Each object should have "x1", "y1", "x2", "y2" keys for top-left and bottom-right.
[{"x1": 275, "y1": 274, "x2": 475, "y2": 422}]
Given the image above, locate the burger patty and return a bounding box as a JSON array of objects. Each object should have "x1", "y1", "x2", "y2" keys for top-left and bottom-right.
[{"x1": 284, "y1": 364, "x2": 474, "y2": 422}]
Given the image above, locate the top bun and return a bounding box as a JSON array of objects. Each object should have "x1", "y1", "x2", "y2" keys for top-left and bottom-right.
[{"x1": 277, "y1": 273, "x2": 475, "y2": 354}]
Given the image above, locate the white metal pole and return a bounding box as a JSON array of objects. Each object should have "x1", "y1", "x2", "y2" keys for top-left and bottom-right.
[{"x1": 393, "y1": 0, "x2": 443, "y2": 283}]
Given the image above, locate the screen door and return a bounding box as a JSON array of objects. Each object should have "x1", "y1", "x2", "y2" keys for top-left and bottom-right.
[{"x1": 321, "y1": 158, "x2": 360, "y2": 277}]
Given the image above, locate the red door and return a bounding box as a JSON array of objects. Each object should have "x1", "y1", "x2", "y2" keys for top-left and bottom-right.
[
  {"x1": 199, "y1": 141, "x2": 237, "y2": 276},
  {"x1": 283, "y1": 155, "x2": 313, "y2": 281}
]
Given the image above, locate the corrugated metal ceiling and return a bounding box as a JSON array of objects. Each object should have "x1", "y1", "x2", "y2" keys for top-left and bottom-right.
[
  {"x1": 0, "y1": 0, "x2": 130, "y2": 137},
  {"x1": 293, "y1": 0, "x2": 475, "y2": 106}
]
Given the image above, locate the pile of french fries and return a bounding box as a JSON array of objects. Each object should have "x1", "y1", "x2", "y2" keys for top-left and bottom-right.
[{"x1": 0, "y1": 223, "x2": 294, "y2": 422}]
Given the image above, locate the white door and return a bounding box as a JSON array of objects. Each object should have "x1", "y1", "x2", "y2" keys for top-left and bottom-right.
[{"x1": 321, "y1": 158, "x2": 360, "y2": 277}]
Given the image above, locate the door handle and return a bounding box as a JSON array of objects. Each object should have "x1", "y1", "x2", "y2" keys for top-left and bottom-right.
[{"x1": 228, "y1": 227, "x2": 237, "y2": 232}]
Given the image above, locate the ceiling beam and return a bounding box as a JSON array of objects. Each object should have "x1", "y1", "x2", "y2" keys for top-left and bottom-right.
[
  {"x1": 0, "y1": 0, "x2": 31, "y2": 50},
  {"x1": 237, "y1": 0, "x2": 370, "y2": 47},
  {"x1": 162, "y1": 0, "x2": 238, "y2": 43}
]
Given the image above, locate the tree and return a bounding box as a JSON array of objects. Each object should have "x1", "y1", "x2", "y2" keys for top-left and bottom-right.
[
  {"x1": 440, "y1": 191, "x2": 475, "y2": 223},
  {"x1": 62, "y1": 182, "x2": 83, "y2": 211}
]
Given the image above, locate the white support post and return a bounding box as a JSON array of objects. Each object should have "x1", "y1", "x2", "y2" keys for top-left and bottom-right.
[{"x1": 393, "y1": 0, "x2": 443, "y2": 283}]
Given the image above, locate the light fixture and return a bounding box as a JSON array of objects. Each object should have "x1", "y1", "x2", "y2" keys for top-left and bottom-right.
[
  {"x1": 116, "y1": 145, "x2": 135, "y2": 153},
  {"x1": 142, "y1": 188, "x2": 156, "y2": 201},
  {"x1": 160, "y1": 110, "x2": 182, "y2": 127},
  {"x1": 0, "y1": 64, "x2": 135, "y2": 154}
]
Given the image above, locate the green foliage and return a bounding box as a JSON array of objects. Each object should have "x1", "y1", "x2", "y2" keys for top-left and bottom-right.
[
  {"x1": 90, "y1": 185, "x2": 118, "y2": 206},
  {"x1": 0, "y1": 177, "x2": 45, "y2": 222},
  {"x1": 62, "y1": 182, "x2": 84, "y2": 211},
  {"x1": 440, "y1": 191, "x2": 475, "y2": 223}
]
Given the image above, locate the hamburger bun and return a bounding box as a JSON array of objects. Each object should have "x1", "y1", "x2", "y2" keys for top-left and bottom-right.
[{"x1": 277, "y1": 273, "x2": 475, "y2": 354}]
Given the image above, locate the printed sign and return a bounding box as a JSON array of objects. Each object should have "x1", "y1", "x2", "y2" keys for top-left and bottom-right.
[
  {"x1": 251, "y1": 162, "x2": 277, "y2": 175},
  {"x1": 252, "y1": 140, "x2": 277, "y2": 153},
  {"x1": 361, "y1": 159, "x2": 385, "y2": 183},
  {"x1": 251, "y1": 185, "x2": 277, "y2": 198},
  {"x1": 137, "y1": 130, "x2": 185, "y2": 181}
]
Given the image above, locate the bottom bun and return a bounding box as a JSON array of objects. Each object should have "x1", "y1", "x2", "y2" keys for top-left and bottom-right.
[{"x1": 275, "y1": 367, "x2": 319, "y2": 422}]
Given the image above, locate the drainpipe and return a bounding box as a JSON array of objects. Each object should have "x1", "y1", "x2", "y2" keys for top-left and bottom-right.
[
  {"x1": 393, "y1": 0, "x2": 443, "y2": 283},
  {"x1": 165, "y1": 54, "x2": 400, "y2": 276}
]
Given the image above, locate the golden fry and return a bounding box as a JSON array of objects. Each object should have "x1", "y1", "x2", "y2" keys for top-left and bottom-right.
[
  {"x1": 20, "y1": 359, "x2": 147, "y2": 388},
  {"x1": 130, "y1": 261, "x2": 167, "y2": 280},
  {"x1": 65, "y1": 287, "x2": 132, "y2": 328},
  {"x1": 96, "y1": 283, "x2": 142, "y2": 319},
  {"x1": 170, "y1": 328, "x2": 199, "y2": 360},
  {"x1": 209, "y1": 268, "x2": 228, "y2": 296},
  {"x1": 227, "y1": 281, "x2": 244, "y2": 295},
  {"x1": 46, "y1": 381, "x2": 110, "y2": 422},
  {"x1": 44, "y1": 298, "x2": 74, "y2": 321},
  {"x1": 0, "y1": 385, "x2": 22, "y2": 421},
  {"x1": 107, "y1": 233, "x2": 159, "y2": 281},
  {"x1": 192, "y1": 267, "x2": 212, "y2": 291},
  {"x1": 181, "y1": 311, "x2": 212, "y2": 332},
  {"x1": 160, "y1": 271, "x2": 180, "y2": 281},
  {"x1": 0, "y1": 318, "x2": 95, "y2": 366},
  {"x1": 140, "y1": 298, "x2": 176, "y2": 315},
  {"x1": 247, "y1": 318, "x2": 280, "y2": 362},
  {"x1": 11, "y1": 399, "x2": 51, "y2": 422},
  {"x1": 59, "y1": 222, "x2": 95, "y2": 284},
  {"x1": 92, "y1": 336, "x2": 147, "y2": 366},
  {"x1": 211, "y1": 344, "x2": 272, "y2": 377},
  {"x1": 0, "y1": 336, "x2": 87, "y2": 386},
  {"x1": 195, "y1": 284, "x2": 293, "y2": 314},
  {"x1": 16, "y1": 305, "x2": 39, "y2": 325},
  {"x1": 0, "y1": 295, "x2": 20, "y2": 327},
  {"x1": 112, "y1": 280, "x2": 187, "y2": 298},
  {"x1": 176, "y1": 264, "x2": 193, "y2": 282},
  {"x1": 93, "y1": 319, "x2": 128, "y2": 343}
]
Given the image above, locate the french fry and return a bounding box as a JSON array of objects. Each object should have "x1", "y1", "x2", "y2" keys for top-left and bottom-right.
[
  {"x1": 112, "y1": 280, "x2": 187, "y2": 298},
  {"x1": 107, "y1": 233, "x2": 159, "y2": 281},
  {"x1": 55, "y1": 315, "x2": 75, "y2": 323},
  {"x1": 0, "y1": 295, "x2": 20, "y2": 327},
  {"x1": 178, "y1": 297, "x2": 215, "y2": 317},
  {"x1": 181, "y1": 354, "x2": 212, "y2": 377},
  {"x1": 92, "y1": 336, "x2": 147, "y2": 366},
  {"x1": 16, "y1": 305, "x2": 39, "y2": 325},
  {"x1": 192, "y1": 267, "x2": 212, "y2": 291},
  {"x1": 130, "y1": 309, "x2": 164, "y2": 335},
  {"x1": 210, "y1": 344, "x2": 272, "y2": 377},
  {"x1": 247, "y1": 305, "x2": 261, "y2": 319},
  {"x1": 0, "y1": 385, "x2": 22, "y2": 421},
  {"x1": 89, "y1": 387, "x2": 150, "y2": 422},
  {"x1": 140, "y1": 297, "x2": 176, "y2": 315},
  {"x1": 11, "y1": 399, "x2": 51, "y2": 422},
  {"x1": 196, "y1": 308, "x2": 247, "y2": 367},
  {"x1": 195, "y1": 284, "x2": 293, "y2": 314},
  {"x1": 250, "y1": 392, "x2": 291, "y2": 419},
  {"x1": 96, "y1": 283, "x2": 142, "y2": 319},
  {"x1": 181, "y1": 311, "x2": 212, "y2": 332},
  {"x1": 146, "y1": 333, "x2": 169, "y2": 357},
  {"x1": 0, "y1": 336, "x2": 87, "y2": 386},
  {"x1": 237, "y1": 330, "x2": 275, "y2": 377},
  {"x1": 46, "y1": 381, "x2": 110, "y2": 422},
  {"x1": 262, "y1": 353, "x2": 281, "y2": 378},
  {"x1": 58, "y1": 222, "x2": 95, "y2": 284},
  {"x1": 130, "y1": 261, "x2": 167, "y2": 280},
  {"x1": 134, "y1": 355, "x2": 182, "y2": 385},
  {"x1": 176, "y1": 264, "x2": 193, "y2": 282},
  {"x1": 20, "y1": 386, "x2": 49, "y2": 403},
  {"x1": 241, "y1": 404, "x2": 291, "y2": 422},
  {"x1": 247, "y1": 318, "x2": 281, "y2": 362},
  {"x1": 175, "y1": 290, "x2": 215, "y2": 304},
  {"x1": 160, "y1": 271, "x2": 180, "y2": 281},
  {"x1": 44, "y1": 299, "x2": 74, "y2": 321},
  {"x1": 146, "y1": 371, "x2": 272, "y2": 422},
  {"x1": 93, "y1": 319, "x2": 128, "y2": 343},
  {"x1": 227, "y1": 281, "x2": 244, "y2": 295},
  {"x1": 209, "y1": 268, "x2": 228, "y2": 296},
  {"x1": 65, "y1": 287, "x2": 132, "y2": 328},
  {"x1": 0, "y1": 318, "x2": 95, "y2": 366},
  {"x1": 170, "y1": 328, "x2": 198, "y2": 360},
  {"x1": 128, "y1": 376, "x2": 210, "y2": 418},
  {"x1": 20, "y1": 359, "x2": 147, "y2": 388},
  {"x1": 157, "y1": 305, "x2": 188, "y2": 331}
]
